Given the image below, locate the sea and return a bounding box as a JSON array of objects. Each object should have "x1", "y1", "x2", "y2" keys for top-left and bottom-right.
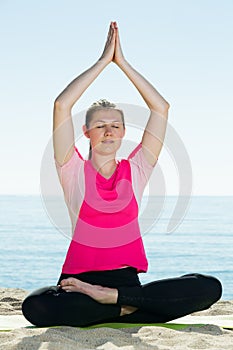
[{"x1": 0, "y1": 195, "x2": 232, "y2": 300}]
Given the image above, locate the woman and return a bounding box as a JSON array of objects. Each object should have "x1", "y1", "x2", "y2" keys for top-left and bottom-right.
[{"x1": 22, "y1": 22, "x2": 222, "y2": 327}]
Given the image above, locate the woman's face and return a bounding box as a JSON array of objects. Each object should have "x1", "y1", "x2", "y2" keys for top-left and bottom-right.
[{"x1": 83, "y1": 109, "x2": 125, "y2": 157}]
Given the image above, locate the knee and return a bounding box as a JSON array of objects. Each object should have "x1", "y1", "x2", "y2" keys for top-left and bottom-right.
[
  {"x1": 22, "y1": 294, "x2": 43, "y2": 326},
  {"x1": 196, "y1": 274, "x2": 222, "y2": 303},
  {"x1": 182, "y1": 273, "x2": 222, "y2": 303},
  {"x1": 22, "y1": 286, "x2": 59, "y2": 327}
]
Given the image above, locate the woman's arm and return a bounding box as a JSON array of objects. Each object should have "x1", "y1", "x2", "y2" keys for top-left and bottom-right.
[
  {"x1": 113, "y1": 23, "x2": 170, "y2": 166},
  {"x1": 53, "y1": 23, "x2": 116, "y2": 166}
]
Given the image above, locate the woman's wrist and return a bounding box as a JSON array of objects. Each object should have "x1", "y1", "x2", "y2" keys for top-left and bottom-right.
[
  {"x1": 97, "y1": 57, "x2": 111, "y2": 67},
  {"x1": 115, "y1": 58, "x2": 130, "y2": 70}
]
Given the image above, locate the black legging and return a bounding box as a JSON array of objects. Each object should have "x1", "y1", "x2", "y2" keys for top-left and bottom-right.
[{"x1": 22, "y1": 268, "x2": 222, "y2": 327}]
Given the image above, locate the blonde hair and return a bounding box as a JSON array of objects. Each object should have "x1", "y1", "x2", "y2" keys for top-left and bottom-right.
[{"x1": 85, "y1": 99, "x2": 125, "y2": 159}]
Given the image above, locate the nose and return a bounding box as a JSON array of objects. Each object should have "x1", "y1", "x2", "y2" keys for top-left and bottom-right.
[{"x1": 104, "y1": 125, "x2": 113, "y2": 136}]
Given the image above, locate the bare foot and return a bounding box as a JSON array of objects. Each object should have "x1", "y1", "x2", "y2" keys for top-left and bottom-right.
[
  {"x1": 120, "y1": 305, "x2": 138, "y2": 316},
  {"x1": 59, "y1": 277, "x2": 118, "y2": 304},
  {"x1": 60, "y1": 278, "x2": 138, "y2": 316}
]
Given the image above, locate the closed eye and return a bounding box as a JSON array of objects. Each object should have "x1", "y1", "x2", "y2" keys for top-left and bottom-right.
[{"x1": 96, "y1": 124, "x2": 120, "y2": 128}]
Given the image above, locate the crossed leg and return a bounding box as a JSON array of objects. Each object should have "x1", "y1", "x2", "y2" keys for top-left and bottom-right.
[{"x1": 22, "y1": 273, "x2": 222, "y2": 327}]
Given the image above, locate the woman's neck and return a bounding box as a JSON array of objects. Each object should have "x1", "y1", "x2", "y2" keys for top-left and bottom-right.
[{"x1": 90, "y1": 153, "x2": 117, "y2": 178}]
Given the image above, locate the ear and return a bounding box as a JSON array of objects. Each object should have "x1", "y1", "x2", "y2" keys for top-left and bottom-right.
[{"x1": 82, "y1": 125, "x2": 90, "y2": 139}]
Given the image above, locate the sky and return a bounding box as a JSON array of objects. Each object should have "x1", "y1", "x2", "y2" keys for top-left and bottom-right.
[{"x1": 0, "y1": 0, "x2": 233, "y2": 195}]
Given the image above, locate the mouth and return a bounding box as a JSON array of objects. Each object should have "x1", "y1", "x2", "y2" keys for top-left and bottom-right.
[{"x1": 102, "y1": 140, "x2": 114, "y2": 144}]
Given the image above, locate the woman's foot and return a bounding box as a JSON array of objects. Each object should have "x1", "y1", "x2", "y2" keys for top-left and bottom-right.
[
  {"x1": 120, "y1": 305, "x2": 138, "y2": 316},
  {"x1": 60, "y1": 277, "x2": 138, "y2": 316},
  {"x1": 59, "y1": 277, "x2": 118, "y2": 304}
]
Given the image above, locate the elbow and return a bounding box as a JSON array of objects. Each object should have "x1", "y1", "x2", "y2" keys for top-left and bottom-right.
[
  {"x1": 162, "y1": 99, "x2": 170, "y2": 112},
  {"x1": 161, "y1": 99, "x2": 170, "y2": 116},
  {"x1": 165, "y1": 101, "x2": 170, "y2": 110},
  {"x1": 151, "y1": 101, "x2": 170, "y2": 116},
  {"x1": 54, "y1": 98, "x2": 65, "y2": 111},
  {"x1": 54, "y1": 97, "x2": 71, "y2": 112},
  {"x1": 54, "y1": 95, "x2": 72, "y2": 111}
]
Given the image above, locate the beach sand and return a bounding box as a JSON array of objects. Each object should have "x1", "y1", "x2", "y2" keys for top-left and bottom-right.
[{"x1": 0, "y1": 288, "x2": 232, "y2": 350}]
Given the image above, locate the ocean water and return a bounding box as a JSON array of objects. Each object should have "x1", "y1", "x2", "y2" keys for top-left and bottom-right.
[{"x1": 0, "y1": 195, "x2": 232, "y2": 300}]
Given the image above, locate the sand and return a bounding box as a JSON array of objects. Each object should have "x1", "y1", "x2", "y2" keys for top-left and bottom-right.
[{"x1": 0, "y1": 288, "x2": 233, "y2": 350}]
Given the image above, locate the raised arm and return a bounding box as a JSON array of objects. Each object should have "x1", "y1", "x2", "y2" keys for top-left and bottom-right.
[
  {"x1": 53, "y1": 23, "x2": 116, "y2": 165},
  {"x1": 113, "y1": 22, "x2": 170, "y2": 166}
]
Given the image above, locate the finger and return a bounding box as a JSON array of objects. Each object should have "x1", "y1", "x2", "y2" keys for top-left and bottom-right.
[
  {"x1": 108, "y1": 24, "x2": 115, "y2": 41},
  {"x1": 115, "y1": 28, "x2": 121, "y2": 46},
  {"x1": 109, "y1": 22, "x2": 115, "y2": 34},
  {"x1": 106, "y1": 31, "x2": 115, "y2": 50},
  {"x1": 105, "y1": 30, "x2": 114, "y2": 48},
  {"x1": 115, "y1": 25, "x2": 120, "y2": 38},
  {"x1": 105, "y1": 23, "x2": 113, "y2": 42}
]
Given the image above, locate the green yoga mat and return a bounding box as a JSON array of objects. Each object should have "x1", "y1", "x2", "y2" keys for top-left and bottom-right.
[
  {"x1": 84, "y1": 315, "x2": 233, "y2": 330},
  {"x1": 1, "y1": 315, "x2": 233, "y2": 331},
  {"x1": 83, "y1": 322, "x2": 204, "y2": 330}
]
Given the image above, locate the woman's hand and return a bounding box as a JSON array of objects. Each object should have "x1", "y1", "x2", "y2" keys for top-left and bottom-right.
[
  {"x1": 99, "y1": 22, "x2": 116, "y2": 65},
  {"x1": 112, "y1": 22, "x2": 126, "y2": 66},
  {"x1": 99, "y1": 21, "x2": 126, "y2": 66}
]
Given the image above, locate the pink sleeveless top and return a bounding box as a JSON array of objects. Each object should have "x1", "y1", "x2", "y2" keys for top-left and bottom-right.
[{"x1": 55, "y1": 143, "x2": 155, "y2": 274}]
